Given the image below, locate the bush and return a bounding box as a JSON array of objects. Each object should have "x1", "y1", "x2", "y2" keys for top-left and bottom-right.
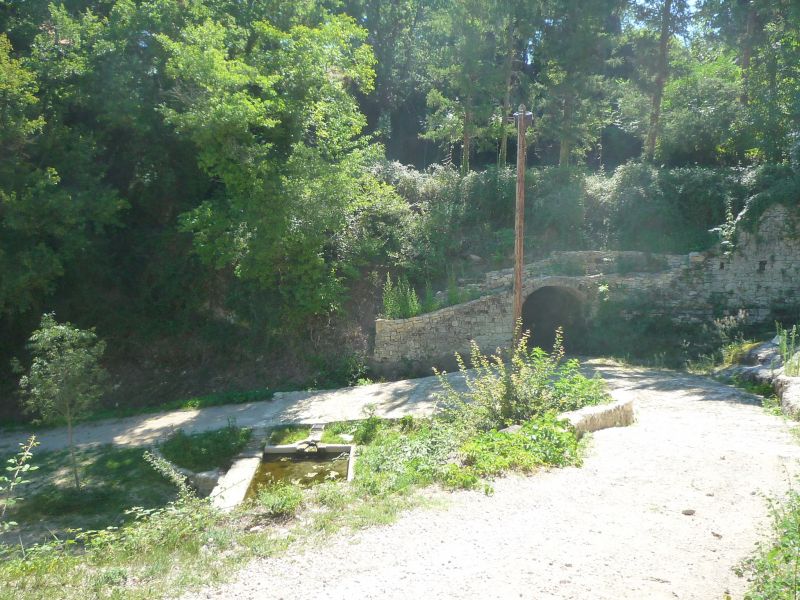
[
  {"x1": 459, "y1": 414, "x2": 581, "y2": 478},
  {"x1": 381, "y1": 274, "x2": 421, "y2": 319},
  {"x1": 437, "y1": 329, "x2": 610, "y2": 431},
  {"x1": 353, "y1": 411, "x2": 382, "y2": 445},
  {"x1": 160, "y1": 422, "x2": 250, "y2": 472}
]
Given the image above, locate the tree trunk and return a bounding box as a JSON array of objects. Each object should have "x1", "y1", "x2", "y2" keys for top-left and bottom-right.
[
  {"x1": 740, "y1": 0, "x2": 756, "y2": 105},
  {"x1": 66, "y1": 405, "x2": 80, "y2": 490},
  {"x1": 559, "y1": 95, "x2": 573, "y2": 167},
  {"x1": 461, "y1": 103, "x2": 471, "y2": 174},
  {"x1": 644, "y1": 0, "x2": 672, "y2": 162}
]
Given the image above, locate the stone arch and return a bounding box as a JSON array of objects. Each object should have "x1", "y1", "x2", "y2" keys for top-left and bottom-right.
[{"x1": 521, "y1": 283, "x2": 587, "y2": 352}]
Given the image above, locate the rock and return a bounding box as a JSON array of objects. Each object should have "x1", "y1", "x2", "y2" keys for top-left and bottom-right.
[
  {"x1": 467, "y1": 254, "x2": 484, "y2": 263},
  {"x1": 682, "y1": 509, "x2": 696, "y2": 516},
  {"x1": 688, "y1": 252, "x2": 705, "y2": 264},
  {"x1": 499, "y1": 425, "x2": 523, "y2": 434},
  {"x1": 189, "y1": 469, "x2": 222, "y2": 497}
]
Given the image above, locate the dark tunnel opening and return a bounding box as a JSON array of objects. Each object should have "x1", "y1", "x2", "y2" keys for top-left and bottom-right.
[{"x1": 521, "y1": 286, "x2": 586, "y2": 352}]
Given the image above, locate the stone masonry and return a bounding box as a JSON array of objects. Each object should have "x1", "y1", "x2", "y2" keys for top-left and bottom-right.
[{"x1": 373, "y1": 203, "x2": 800, "y2": 371}]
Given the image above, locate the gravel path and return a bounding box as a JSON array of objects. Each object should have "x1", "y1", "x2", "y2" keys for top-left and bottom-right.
[{"x1": 184, "y1": 364, "x2": 800, "y2": 600}]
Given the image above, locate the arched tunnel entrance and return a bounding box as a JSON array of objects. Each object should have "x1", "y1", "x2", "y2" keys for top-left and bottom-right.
[{"x1": 521, "y1": 286, "x2": 586, "y2": 352}]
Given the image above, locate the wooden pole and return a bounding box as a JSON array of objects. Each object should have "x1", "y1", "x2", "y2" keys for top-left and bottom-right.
[{"x1": 513, "y1": 104, "x2": 531, "y2": 344}]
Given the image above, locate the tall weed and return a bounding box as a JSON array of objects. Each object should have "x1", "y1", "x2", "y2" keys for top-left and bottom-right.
[
  {"x1": 777, "y1": 323, "x2": 800, "y2": 377},
  {"x1": 436, "y1": 328, "x2": 610, "y2": 431}
]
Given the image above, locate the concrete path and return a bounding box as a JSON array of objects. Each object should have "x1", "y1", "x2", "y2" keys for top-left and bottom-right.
[
  {"x1": 184, "y1": 363, "x2": 800, "y2": 600},
  {"x1": 0, "y1": 372, "x2": 467, "y2": 453}
]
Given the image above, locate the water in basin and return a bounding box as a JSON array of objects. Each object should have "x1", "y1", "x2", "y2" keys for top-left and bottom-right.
[{"x1": 245, "y1": 451, "x2": 349, "y2": 498}]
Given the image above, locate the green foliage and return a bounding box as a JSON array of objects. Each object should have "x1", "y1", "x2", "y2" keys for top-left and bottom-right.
[
  {"x1": 307, "y1": 352, "x2": 370, "y2": 389},
  {"x1": 743, "y1": 488, "x2": 800, "y2": 599},
  {"x1": 381, "y1": 274, "x2": 421, "y2": 319},
  {"x1": 267, "y1": 425, "x2": 312, "y2": 446},
  {"x1": 591, "y1": 162, "x2": 738, "y2": 253},
  {"x1": 776, "y1": 323, "x2": 800, "y2": 377},
  {"x1": 4, "y1": 445, "x2": 180, "y2": 540},
  {"x1": 17, "y1": 314, "x2": 108, "y2": 425},
  {"x1": 437, "y1": 329, "x2": 610, "y2": 430},
  {"x1": 352, "y1": 409, "x2": 382, "y2": 445},
  {"x1": 17, "y1": 314, "x2": 108, "y2": 489},
  {"x1": 658, "y1": 50, "x2": 745, "y2": 166},
  {"x1": 255, "y1": 482, "x2": 304, "y2": 518},
  {"x1": 159, "y1": 422, "x2": 251, "y2": 472},
  {"x1": 459, "y1": 414, "x2": 581, "y2": 478},
  {"x1": 0, "y1": 435, "x2": 38, "y2": 532}
]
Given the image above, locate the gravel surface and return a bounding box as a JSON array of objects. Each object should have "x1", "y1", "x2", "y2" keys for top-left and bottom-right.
[{"x1": 183, "y1": 364, "x2": 800, "y2": 600}]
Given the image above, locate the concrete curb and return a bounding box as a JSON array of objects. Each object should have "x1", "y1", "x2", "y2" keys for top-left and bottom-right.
[
  {"x1": 561, "y1": 399, "x2": 635, "y2": 437},
  {"x1": 210, "y1": 433, "x2": 264, "y2": 512}
]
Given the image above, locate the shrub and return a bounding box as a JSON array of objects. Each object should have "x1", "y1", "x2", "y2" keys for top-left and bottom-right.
[
  {"x1": 381, "y1": 274, "x2": 421, "y2": 319},
  {"x1": 436, "y1": 328, "x2": 610, "y2": 431},
  {"x1": 353, "y1": 410, "x2": 382, "y2": 445},
  {"x1": 0, "y1": 435, "x2": 38, "y2": 531}
]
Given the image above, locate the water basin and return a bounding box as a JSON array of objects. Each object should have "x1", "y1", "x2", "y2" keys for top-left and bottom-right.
[{"x1": 245, "y1": 444, "x2": 354, "y2": 499}]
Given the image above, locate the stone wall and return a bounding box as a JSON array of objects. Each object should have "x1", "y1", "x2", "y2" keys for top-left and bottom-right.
[
  {"x1": 373, "y1": 294, "x2": 513, "y2": 370},
  {"x1": 373, "y1": 204, "x2": 800, "y2": 371}
]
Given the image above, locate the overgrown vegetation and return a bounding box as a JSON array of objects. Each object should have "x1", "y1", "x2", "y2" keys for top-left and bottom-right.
[
  {"x1": 1, "y1": 445, "x2": 179, "y2": 546},
  {"x1": 743, "y1": 488, "x2": 800, "y2": 600},
  {"x1": 159, "y1": 422, "x2": 251, "y2": 472}
]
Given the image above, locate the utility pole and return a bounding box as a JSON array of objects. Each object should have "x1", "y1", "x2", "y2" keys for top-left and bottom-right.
[{"x1": 512, "y1": 104, "x2": 532, "y2": 344}]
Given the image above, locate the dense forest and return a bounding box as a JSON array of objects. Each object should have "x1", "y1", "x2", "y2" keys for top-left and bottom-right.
[{"x1": 1, "y1": 0, "x2": 798, "y2": 422}]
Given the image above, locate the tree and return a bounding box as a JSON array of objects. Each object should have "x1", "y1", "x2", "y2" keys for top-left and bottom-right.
[
  {"x1": 534, "y1": 0, "x2": 622, "y2": 166},
  {"x1": 633, "y1": 0, "x2": 691, "y2": 161},
  {"x1": 657, "y1": 44, "x2": 745, "y2": 165},
  {"x1": 159, "y1": 10, "x2": 380, "y2": 332},
  {"x1": 18, "y1": 314, "x2": 108, "y2": 489},
  {"x1": 422, "y1": 0, "x2": 504, "y2": 173}
]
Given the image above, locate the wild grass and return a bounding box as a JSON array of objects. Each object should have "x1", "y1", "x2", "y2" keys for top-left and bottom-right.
[
  {"x1": 266, "y1": 425, "x2": 311, "y2": 445},
  {"x1": 777, "y1": 324, "x2": 800, "y2": 377},
  {"x1": 159, "y1": 421, "x2": 251, "y2": 472},
  {"x1": 743, "y1": 487, "x2": 800, "y2": 599},
  {"x1": 1, "y1": 445, "x2": 178, "y2": 546}
]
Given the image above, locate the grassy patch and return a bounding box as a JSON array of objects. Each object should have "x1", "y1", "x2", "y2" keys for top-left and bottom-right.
[
  {"x1": 267, "y1": 425, "x2": 311, "y2": 445},
  {"x1": 159, "y1": 422, "x2": 251, "y2": 472},
  {"x1": 320, "y1": 420, "x2": 355, "y2": 444},
  {"x1": 727, "y1": 376, "x2": 782, "y2": 416},
  {"x1": 2, "y1": 446, "x2": 177, "y2": 544}
]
